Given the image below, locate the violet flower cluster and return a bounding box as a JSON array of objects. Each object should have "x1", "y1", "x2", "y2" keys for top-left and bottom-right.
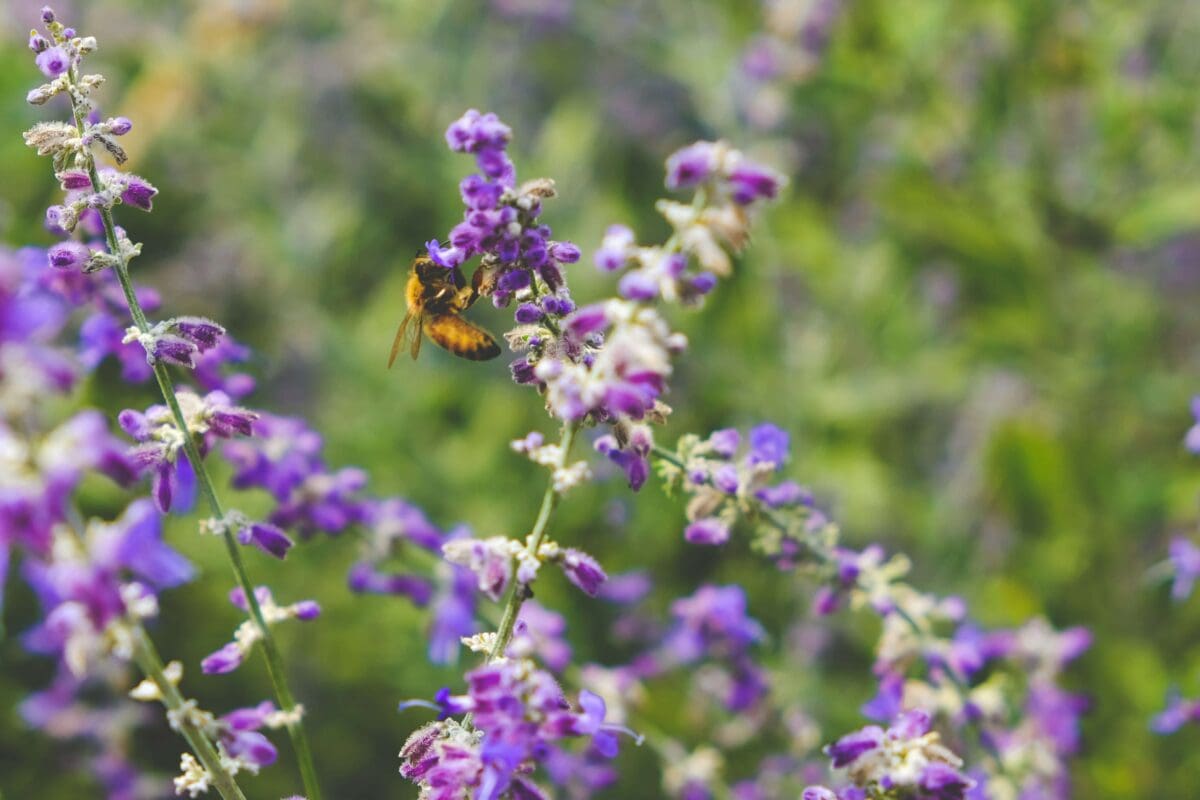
[
  {"x1": 400, "y1": 656, "x2": 634, "y2": 799},
  {"x1": 17, "y1": 9, "x2": 324, "y2": 797},
  {"x1": 657, "y1": 426, "x2": 1090, "y2": 800},
  {"x1": 393, "y1": 111, "x2": 789, "y2": 800}
]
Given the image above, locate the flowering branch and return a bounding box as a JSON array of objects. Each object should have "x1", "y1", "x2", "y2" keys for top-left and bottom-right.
[
  {"x1": 128, "y1": 627, "x2": 248, "y2": 800},
  {"x1": 23, "y1": 10, "x2": 321, "y2": 798},
  {"x1": 485, "y1": 422, "x2": 580, "y2": 664}
]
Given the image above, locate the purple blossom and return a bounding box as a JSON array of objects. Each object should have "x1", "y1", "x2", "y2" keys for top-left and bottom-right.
[
  {"x1": 428, "y1": 563, "x2": 478, "y2": 664},
  {"x1": 1187, "y1": 396, "x2": 1200, "y2": 453},
  {"x1": 684, "y1": 517, "x2": 730, "y2": 546},
  {"x1": 556, "y1": 548, "x2": 606, "y2": 596},
  {"x1": 119, "y1": 175, "x2": 157, "y2": 211},
  {"x1": 820, "y1": 711, "x2": 974, "y2": 799},
  {"x1": 236, "y1": 522, "x2": 294, "y2": 560},
  {"x1": 443, "y1": 536, "x2": 513, "y2": 601},
  {"x1": 346, "y1": 562, "x2": 433, "y2": 605},
  {"x1": 1152, "y1": 692, "x2": 1200, "y2": 734},
  {"x1": 47, "y1": 241, "x2": 90, "y2": 270},
  {"x1": 655, "y1": 584, "x2": 765, "y2": 685},
  {"x1": 401, "y1": 659, "x2": 630, "y2": 798},
  {"x1": 747, "y1": 423, "x2": 790, "y2": 468},
  {"x1": 224, "y1": 414, "x2": 324, "y2": 500},
  {"x1": 1169, "y1": 536, "x2": 1200, "y2": 601},
  {"x1": 826, "y1": 725, "x2": 883, "y2": 767},
  {"x1": 120, "y1": 391, "x2": 255, "y2": 513},
  {"x1": 595, "y1": 428, "x2": 652, "y2": 490},
  {"x1": 594, "y1": 224, "x2": 635, "y2": 271},
  {"x1": 665, "y1": 142, "x2": 719, "y2": 190},
  {"x1": 201, "y1": 642, "x2": 245, "y2": 674},
  {"x1": 35, "y1": 46, "x2": 69, "y2": 77},
  {"x1": 728, "y1": 162, "x2": 784, "y2": 205}
]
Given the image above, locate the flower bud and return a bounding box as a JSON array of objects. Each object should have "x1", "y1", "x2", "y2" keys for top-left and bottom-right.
[
  {"x1": 47, "y1": 240, "x2": 89, "y2": 270},
  {"x1": 120, "y1": 175, "x2": 157, "y2": 211}
]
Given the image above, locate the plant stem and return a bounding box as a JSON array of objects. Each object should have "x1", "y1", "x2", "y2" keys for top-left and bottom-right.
[
  {"x1": 66, "y1": 69, "x2": 323, "y2": 800},
  {"x1": 486, "y1": 422, "x2": 578, "y2": 662},
  {"x1": 130, "y1": 625, "x2": 248, "y2": 800}
]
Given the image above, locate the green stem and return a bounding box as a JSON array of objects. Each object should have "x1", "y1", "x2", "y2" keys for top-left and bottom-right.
[
  {"x1": 65, "y1": 69, "x2": 323, "y2": 800},
  {"x1": 130, "y1": 625, "x2": 248, "y2": 800},
  {"x1": 486, "y1": 421, "x2": 579, "y2": 663}
]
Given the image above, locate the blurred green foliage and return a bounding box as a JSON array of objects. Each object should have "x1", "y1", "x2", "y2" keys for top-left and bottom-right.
[{"x1": 2, "y1": 0, "x2": 1200, "y2": 797}]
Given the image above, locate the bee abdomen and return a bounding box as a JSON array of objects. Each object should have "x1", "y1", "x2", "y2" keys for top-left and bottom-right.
[{"x1": 423, "y1": 315, "x2": 501, "y2": 361}]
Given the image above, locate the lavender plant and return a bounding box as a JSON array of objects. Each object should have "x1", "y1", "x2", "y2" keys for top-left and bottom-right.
[
  {"x1": 19, "y1": 8, "x2": 320, "y2": 798},
  {"x1": 6, "y1": 8, "x2": 1096, "y2": 800}
]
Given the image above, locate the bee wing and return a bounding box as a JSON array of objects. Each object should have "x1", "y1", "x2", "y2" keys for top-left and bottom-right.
[
  {"x1": 424, "y1": 314, "x2": 501, "y2": 361},
  {"x1": 411, "y1": 317, "x2": 423, "y2": 361},
  {"x1": 389, "y1": 312, "x2": 416, "y2": 368}
]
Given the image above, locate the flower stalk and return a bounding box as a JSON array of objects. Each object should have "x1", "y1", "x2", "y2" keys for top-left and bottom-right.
[
  {"x1": 129, "y1": 626, "x2": 248, "y2": 800},
  {"x1": 486, "y1": 421, "x2": 580, "y2": 663},
  {"x1": 60, "y1": 61, "x2": 323, "y2": 800}
]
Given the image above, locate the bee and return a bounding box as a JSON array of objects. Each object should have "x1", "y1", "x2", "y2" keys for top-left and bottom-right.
[{"x1": 388, "y1": 254, "x2": 502, "y2": 365}]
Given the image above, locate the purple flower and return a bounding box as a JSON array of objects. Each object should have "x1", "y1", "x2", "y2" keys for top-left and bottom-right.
[
  {"x1": 35, "y1": 46, "x2": 69, "y2": 78},
  {"x1": 684, "y1": 517, "x2": 730, "y2": 546},
  {"x1": 347, "y1": 562, "x2": 434, "y2": 605},
  {"x1": 861, "y1": 671, "x2": 904, "y2": 722},
  {"x1": 826, "y1": 725, "x2": 883, "y2": 767},
  {"x1": 665, "y1": 142, "x2": 719, "y2": 190},
  {"x1": 712, "y1": 464, "x2": 740, "y2": 494},
  {"x1": 120, "y1": 176, "x2": 157, "y2": 211},
  {"x1": 727, "y1": 162, "x2": 783, "y2": 205},
  {"x1": 428, "y1": 564, "x2": 478, "y2": 664},
  {"x1": 747, "y1": 423, "x2": 789, "y2": 468},
  {"x1": 442, "y1": 536, "x2": 514, "y2": 601},
  {"x1": 708, "y1": 428, "x2": 740, "y2": 457},
  {"x1": 801, "y1": 789, "x2": 837, "y2": 800},
  {"x1": 268, "y1": 466, "x2": 369, "y2": 537},
  {"x1": 754, "y1": 480, "x2": 807, "y2": 507},
  {"x1": 47, "y1": 241, "x2": 89, "y2": 270},
  {"x1": 104, "y1": 498, "x2": 194, "y2": 589},
  {"x1": 237, "y1": 522, "x2": 294, "y2": 559},
  {"x1": 663, "y1": 585, "x2": 764, "y2": 665},
  {"x1": 1169, "y1": 537, "x2": 1200, "y2": 601},
  {"x1": 1186, "y1": 396, "x2": 1200, "y2": 453},
  {"x1": 820, "y1": 712, "x2": 973, "y2": 798},
  {"x1": 920, "y1": 763, "x2": 974, "y2": 800},
  {"x1": 224, "y1": 413, "x2": 324, "y2": 500},
  {"x1": 201, "y1": 642, "x2": 245, "y2": 675},
  {"x1": 594, "y1": 225, "x2": 634, "y2": 271},
  {"x1": 401, "y1": 659, "x2": 629, "y2": 799},
  {"x1": 557, "y1": 548, "x2": 606, "y2": 596},
  {"x1": 595, "y1": 430, "x2": 651, "y2": 491},
  {"x1": 172, "y1": 316, "x2": 225, "y2": 351},
  {"x1": 1152, "y1": 692, "x2": 1200, "y2": 734},
  {"x1": 445, "y1": 109, "x2": 513, "y2": 154}
]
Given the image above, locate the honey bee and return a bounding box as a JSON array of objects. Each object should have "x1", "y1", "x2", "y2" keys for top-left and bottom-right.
[{"x1": 388, "y1": 254, "x2": 501, "y2": 365}]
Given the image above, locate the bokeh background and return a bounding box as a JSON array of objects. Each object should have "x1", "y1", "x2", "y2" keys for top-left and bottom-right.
[{"x1": 2, "y1": 0, "x2": 1200, "y2": 797}]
